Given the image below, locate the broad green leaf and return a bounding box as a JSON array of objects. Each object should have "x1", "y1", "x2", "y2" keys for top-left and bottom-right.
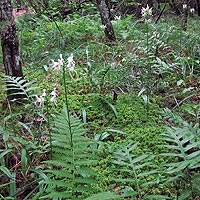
[
  {"x1": 10, "y1": 172, "x2": 16, "y2": 197},
  {"x1": 85, "y1": 192, "x2": 121, "y2": 200},
  {"x1": 99, "y1": 96, "x2": 118, "y2": 118},
  {"x1": 21, "y1": 148, "x2": 28, "y2": 175},
  {"x1": 0, "y1": 166, "x2": 12, "y2": 178},
  {"x1": 144, "y1": 194, "x2": 171, "y2": 199},
  {"x1": 0, "y1": 149, "x2": 12, "y2": 160}
]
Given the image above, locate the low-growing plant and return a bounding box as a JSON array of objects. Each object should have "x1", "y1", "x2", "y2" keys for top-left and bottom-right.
[
  {"x1": 160, "y1": 119, "x2": 200, "y2": 199},
  {"x1": 0, "y1": 124, "x2": 48, "y2": 199},
  {"x1": 37, "y1": 105, "x2": 99, "y2": 199}
]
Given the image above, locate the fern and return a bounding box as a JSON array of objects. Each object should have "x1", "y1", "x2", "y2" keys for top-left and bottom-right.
[
  {"x1": 40, "y1": 104, "x2": 98, "y2": 199},
  {"x1": 161, "y1": 126, "x2": 200, "y2": 173},
  {"x1": 160, "y1": 122, "x2": 200, "y2": 199},
  {"x1": 111, "y1": 142, "x2": 165, "y2": 199},
  {"x1": 3, "y1": 75, "x2": 37, "y2": 101}
]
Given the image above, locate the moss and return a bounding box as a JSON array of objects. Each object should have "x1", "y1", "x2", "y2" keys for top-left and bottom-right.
[{"x1": 125, "y1": 126, "x2": 165, "y2": 154}]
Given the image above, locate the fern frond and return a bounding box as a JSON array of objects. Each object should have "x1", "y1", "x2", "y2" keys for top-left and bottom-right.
[
  {"x1": 159, "y1": 118, "x2": 200, "y2": 199},
  {"x1": 160, "y1": 126, "x2": 200, "y2": 172},
  {"x1": 41, "y1": 104, "x2": 98, "y2": 199},
  {"x1": 40, "y1": 190, "x2": 72, "y2": 199},
  {"x1": 43, "y1": 160, "x2": 74, "y2": 170},
  {"x1": 44, "y1": 170, "x2": 74, "y2": 179},
  {"x1": 3, "y1": 75, "x2": 37, "y2": 101},
  {"x1": 112, "y1": 142, "x2": 156, "y2": 198}
]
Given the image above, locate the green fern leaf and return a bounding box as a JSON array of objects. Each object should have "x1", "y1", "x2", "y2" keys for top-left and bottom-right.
[
  {"x1": 112, "y1": 142, "x2": 156, "y2": 198},
  {"x1": 3, "y1": 75, "x2": 37, "y2": 102},
  {"x1": 160, "y1": 119, "x2": 200, "y2": 199},
  {"x1": 41, "y1": 104, "x2": 98, "y2": 199}
]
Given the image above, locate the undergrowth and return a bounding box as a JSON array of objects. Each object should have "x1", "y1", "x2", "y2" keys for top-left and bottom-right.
[{"x1": 0, "y1": 11, "x2": 200, "y2": 200}]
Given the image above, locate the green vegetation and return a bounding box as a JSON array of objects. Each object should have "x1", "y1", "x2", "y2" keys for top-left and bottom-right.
[{"x1": 0, "y1": 3, "x2": 200, "y2": 200}]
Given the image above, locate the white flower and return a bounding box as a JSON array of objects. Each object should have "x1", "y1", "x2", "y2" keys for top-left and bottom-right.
[
  {"x1": 114, "y1": 15, "x2": 121, "y2": 21},
  {"x1": 59, "y1": 54, "x2": 64, "y2": 63},
  {"x1": 49, "y1": 54, "x2": 64, "y2": 73},
  {"x1": 141, "y1": 4, "x2": 152, "y2": 19},
  {"x1": 41, "y1": 89, "x2": 46, "y2": 97},
  {"x1": 49, "y1": 60, "x2": 61, "y2": 73},
  {"x1": 50, "y1": 88, "x2": 57, "y2": 97},
  {"x1": 48, "y1": 59, "x2": 56, "y2": 68},
  {"x1": 183, "y1": 4, "x2": 187, "y2": 9},
  {"x1": 190, "y1": 8, "x2": 195, "y2": 13},
  {"x1": 50, "y1": 88, "x2": 58, "y2": 105},
  {"x1": 50, "y1": 96, "x2": 57, "y2": 105},
  {"x1": 35, "y1": 89, "x2": 46, "y2": 107},
  {"x1": 36, "y1": 96, "x2": 44, "y2": 107},
  {"x1": 67, "y1": 53, "x2": 75, "y2": 72}
]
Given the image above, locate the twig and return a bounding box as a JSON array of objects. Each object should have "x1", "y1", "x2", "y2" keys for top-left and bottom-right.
[
  {"x1": 155, "y1": 0, "x2": 167, "y2": 24},
  {"x1": 172, "y1": 94, "x2": 198, "y2": 110}
]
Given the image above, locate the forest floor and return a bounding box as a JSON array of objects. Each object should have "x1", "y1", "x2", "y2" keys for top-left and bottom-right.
[{"x1": 0, "y1": 13, "x2": 200, "y2": 199}]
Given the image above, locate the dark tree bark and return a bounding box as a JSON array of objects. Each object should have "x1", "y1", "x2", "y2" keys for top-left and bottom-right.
[
  {"x1": 0, "y1": 0, "x2": 24, "y2": 101},
  {"x1": 135, "y1": 3, "x2": 142, "y2": 18},
  {"x1": 183, "y1": 0, "x2": 189, "y2": 31},
  {"x1": 169, "y1": 0, "x2": 181, "y2": 15},
  {"x1": 96, "y1": 0, "x2": 116, "y2": 42},
  {"x1": 197, "y1": 0, "x2": 200, "y2": 16}
]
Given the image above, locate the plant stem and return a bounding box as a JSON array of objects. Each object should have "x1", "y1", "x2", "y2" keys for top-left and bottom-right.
[
  {"x1": 128, "y1": 149, "x2": 141, "y2": 199},
  {"x1": 146, "y1": 23, "x2": 150, "y2": 119},
  {"x1": 62, "y1": 63, "x2": 75, "y2": 198},
  {"x1": 46, "y1": 99, "x2": 52, "y2": 159}
]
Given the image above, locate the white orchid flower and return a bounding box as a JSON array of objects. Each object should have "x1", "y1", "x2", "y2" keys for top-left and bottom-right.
[
  {"x1": 41, "y1": 89, "x2": 46, "y2": 97},
  {"x1": 35, "y1": 95, "x2": 44, "y2": 107},
  {"x1": 49, "y1": 60, "x2": 60, "y2": 73},
  {"x1": 190, "y1": 8, "x2": 195, "y2": 13},
  {"x1": 183, "y1": 4, "x2": 187, "y2": 9},
  {"x1": 35, "y1": 89, "x2": 46, "y2": 108},
  {"x1": 59, "y1": 54, "x2": 64, "y2": 63},
  {"x1": 67, "y1": 53, "x2": 75, "y2": 72},
  {"x1": 50, "y1": 88, "x2": 58, "y2": 105},
  {"x1": 114, "y1": 15, "x2": 121, "y2": 21},
  {"x1": 49, "y1": 54, "x2": 64, "y2": 73},
  {"x1": 141, "y1": 4, "x2": 152, "y2": 22}
]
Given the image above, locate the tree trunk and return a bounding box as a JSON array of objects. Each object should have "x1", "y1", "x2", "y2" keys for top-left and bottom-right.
[
  {"x1": 135, "y1": 3, "x2": 142, "y2": 18},
  {"x1": 183, "y1": 0, "x2": 189, "y2": 31},
  {"x1": 197, "y1": 0, "x2": 200, "y2": 16},
  {"x1": 169, "y1": 0, "x2": 181, "y2": 15},
  {"x1": 0, "y1": 0, "x2": 24, "y2": 101},
  {"x1": 96, "y1": 0, "x2": 116, "y2": 42}
]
